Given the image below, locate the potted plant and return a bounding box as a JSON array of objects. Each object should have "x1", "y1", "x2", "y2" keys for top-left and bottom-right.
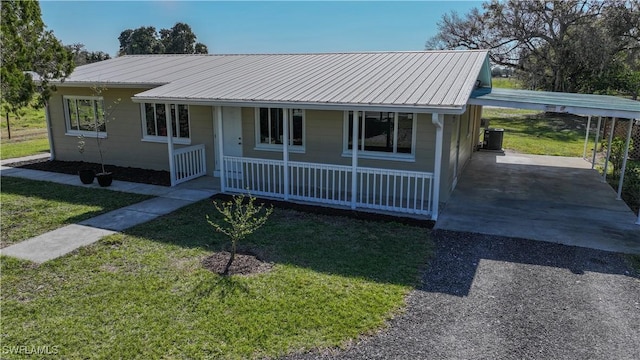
[{"x1": 76, "y1": 135, "x2": 95, "y2": 184}]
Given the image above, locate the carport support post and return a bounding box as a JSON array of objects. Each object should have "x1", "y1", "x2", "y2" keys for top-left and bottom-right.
[
  {"x1": 166, "y1": 103, "x2": 176, "y2": 187},
  {"x1": 591, "y1": 116, "x2": 602, "y2": 169},
  {"x1": 616, "y1": 119, "x2": 633, "y2": 200},
  {"x1": 431, "y1": 113, "x2": 444, "y2": 220},
  {"x1": 283, "y1": 109, "x2": 290, "y2": 200},
  {"x1": 582, "y1": 115, "x2": 591, "y2": 159},
  {"x1": 216, "y1": 106, "x2": 225, "y2": 193},
  {"x1": 603, "y1": 117, "x2": 616, "y2": 182}
]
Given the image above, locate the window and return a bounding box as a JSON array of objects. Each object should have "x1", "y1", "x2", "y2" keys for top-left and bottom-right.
[
  {"x1": 141, "y1": 103, "x2": 190, "y2": 144},
  {"x1": 63, "y1": 96, "x2": 106, "y2": 136},
  {"x1": 255, "y1": 108, "x2": 305, "y2": 151},
  {"x1": 344, "y1": 111, "x2": 416, "y2": 160}
]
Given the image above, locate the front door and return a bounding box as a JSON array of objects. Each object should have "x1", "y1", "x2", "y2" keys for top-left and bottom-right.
[{"x1": 214, "y1": 106, "x2": 243, "y2": 176}]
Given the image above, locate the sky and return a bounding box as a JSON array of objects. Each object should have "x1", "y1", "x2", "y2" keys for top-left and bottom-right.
[{"x1": 40, "y1": 1, "x2": 483, "y2": 56}]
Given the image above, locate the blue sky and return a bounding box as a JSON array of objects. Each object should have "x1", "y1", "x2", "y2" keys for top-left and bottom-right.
[{"x1": 40, "y1": 1, "x2": 482, "y2": 56}]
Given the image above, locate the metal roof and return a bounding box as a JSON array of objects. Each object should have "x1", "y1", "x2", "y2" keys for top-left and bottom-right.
[
  {"x1": 469, "y1": 88, "x2": 640, "y2": 119},
  {"x1": 58, "y1": 51, "x2": 491, "y2": 113}
]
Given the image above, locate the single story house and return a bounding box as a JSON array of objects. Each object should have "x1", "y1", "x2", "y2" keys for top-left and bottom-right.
[{"x1": 46, "y1": 51, "x2": 640, "y2": 221}]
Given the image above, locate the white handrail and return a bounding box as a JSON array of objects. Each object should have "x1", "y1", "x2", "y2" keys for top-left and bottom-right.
[
  {"x1": 173, "y1": 144, "x2": 206, "y2": 185},
  {"x1": 223, "y1": 156, "x2": 434, "y2": 216}
]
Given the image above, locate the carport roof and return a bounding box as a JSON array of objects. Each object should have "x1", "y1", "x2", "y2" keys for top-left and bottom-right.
[{"x1": 469, "y1": 88, "x2": 640, "y2": 119}]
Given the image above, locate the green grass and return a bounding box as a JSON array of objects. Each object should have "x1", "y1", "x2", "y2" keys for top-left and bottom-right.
[
  {"x1": 482, "y1": 107, "x2": 595, "y2": 156},
  {"x1": 0, "y1": 104, "x2": 46, "y2": 134},
  {"x1": 491, "y1": 77, "x2": 521, "y2": 89},
  {"x1": 1, "y1": 137, "x2": 50, "y2": 160},
  {"x1": 1, "y1": 103, "x2": 48, "y2": 160},
  {"x1": 0, "y1": 177, "x2": 151, "y2": 248},
  {"x1": 1, "y1": 200, "x2": 432, "y2": 359}
]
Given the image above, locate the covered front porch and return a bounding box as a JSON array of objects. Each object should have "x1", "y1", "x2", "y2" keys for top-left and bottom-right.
[{"x1": 164, "y1": 107, "x2": 454, "y2": 219}]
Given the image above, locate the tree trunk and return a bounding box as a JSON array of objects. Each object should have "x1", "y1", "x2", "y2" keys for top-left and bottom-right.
[
  {"x1": 222, "y1": 241, "x2": 237, "y2": 275},
  {"x1": 6, "y1": 112, "x2": 11, "y2": 139}
]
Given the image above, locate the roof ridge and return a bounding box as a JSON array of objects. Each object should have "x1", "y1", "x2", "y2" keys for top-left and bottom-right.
[{"x1": 121, "y1": 50, "x2": 489, "y2": 58}]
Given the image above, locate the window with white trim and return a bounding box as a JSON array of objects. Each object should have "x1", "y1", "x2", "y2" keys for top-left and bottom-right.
[
  {"x1": 343, "y1": 111, "x2": 416, "y2": 159},
  {"x1": 255, "y1": 108, "x2": 305, "y2": 151},
  {"x1": 63, "y1": 96, "x2": 106, "y2": 136},
  {"x1": 141, "y1": 103, "x2": 190, "y2": 143}
]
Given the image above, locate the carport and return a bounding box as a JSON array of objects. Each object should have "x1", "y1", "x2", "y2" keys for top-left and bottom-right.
[{"x1": 435, "y1": 88, "x2": 640, "y2": 253}]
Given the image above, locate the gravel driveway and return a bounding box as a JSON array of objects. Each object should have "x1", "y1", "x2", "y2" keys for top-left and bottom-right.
[{"x1": 285, "y1": 230, "x2": 640, "y2": 360}]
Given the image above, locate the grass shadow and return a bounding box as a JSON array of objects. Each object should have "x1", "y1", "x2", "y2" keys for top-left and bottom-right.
[
  {"x1": 0, "y1": 177, "x2": 149, "y2": 210},
  {"x1": 123, "y1": 199, "x2": 433, "y2": 288},
  {"x1": 187, "y1": 276, "x2": 250, "y2": 305}
]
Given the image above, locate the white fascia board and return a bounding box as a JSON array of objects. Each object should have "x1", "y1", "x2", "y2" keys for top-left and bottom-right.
[
  {"x1": 468, "y1": 98, "x2": 640, "y2": 119},
  {"x1": 54, "y1": 81, "x2": 165, "y2": 89},
  {"x1": 130, "y1": 96, "x2": 467, "y2": 114}
]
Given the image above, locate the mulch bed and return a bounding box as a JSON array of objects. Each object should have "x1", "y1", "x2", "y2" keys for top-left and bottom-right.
[
  {"x1": 6, "y1": 158, "x2": 171, "y2": 186},
  {"x1": 202, "y1": 251, "x2": 273, "y2": 276},
  {"x1": 210, "y1": 193, "x2": 435, "y2": 229}
]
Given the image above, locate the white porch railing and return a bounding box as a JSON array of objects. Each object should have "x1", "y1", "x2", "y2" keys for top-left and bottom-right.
[
  {"x1": 356, "y1": 167, "x2": 433, "y2": 215},
  {"x1": 173, "y1": 144, "x2": 206, "y2": 185},
  {"x1": 223, "y1": 156, "x2": 434, "y2": 216}
]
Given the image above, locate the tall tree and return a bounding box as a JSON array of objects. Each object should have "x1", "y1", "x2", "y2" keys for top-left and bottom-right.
[
  {"x1": 118, "y1": 23, "x2": 209, "y2": 55},
  {"x1": 118, "y1": 26, "x2": 164, "y2": 55},
  {"x1": 426, "y1": 0, "x2": 639, "y2": 96},
  {"x1": 1, "y1": 0, "x2": 74, "y2": 112},
  {"x1": 66, "y1": 43, "x2": 111, "y2": 66}
]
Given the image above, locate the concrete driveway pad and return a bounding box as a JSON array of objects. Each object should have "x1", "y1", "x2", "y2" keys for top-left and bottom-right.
[{"x1": 436, "y1": 152, "x2": 640, "y2": 254}]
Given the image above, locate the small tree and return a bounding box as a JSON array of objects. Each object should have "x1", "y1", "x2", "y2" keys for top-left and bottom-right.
[
  {"x1": 207, "y1": 194, "x2": 273, "y2": 275},
  {"x1": 77, "y1": 85, "x2": 121, "y2": 174}
]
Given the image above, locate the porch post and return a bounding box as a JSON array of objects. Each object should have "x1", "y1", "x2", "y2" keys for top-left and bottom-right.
[
  {"x1": 603, "y1": 117, "x2": 616, "y2": 182},
  {"x1": 582, "y1": 115, "x2": 591, "y2": 159},
  {"x1": 216, "y1": 106, "x2": 226, "y2": 193},
  {"x1": 431, "y1": 113, "x2": 444, "y2": 220},
  {"x1": 166, "y1": 103, "x2": 176, "y2": 187},
  {"x1": 591, "y1": 116, "x2": 602, "y2": 169},
  {"x1": 351, "y1": 110, "x2": 359, "y2": 209},
  {"x1": 283, "y1": 109, "x2": 290, "y2": 200},
  {"x1": 616, "y1": 118, "x2": 633, "y2": 200}
]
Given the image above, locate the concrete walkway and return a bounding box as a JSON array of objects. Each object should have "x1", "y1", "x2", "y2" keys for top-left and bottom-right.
[{"x1": 1, "y1": 157, "x2": 217, "y2": 263}]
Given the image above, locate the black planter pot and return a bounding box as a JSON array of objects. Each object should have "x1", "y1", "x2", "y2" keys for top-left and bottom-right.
[
  {"x1": 96, "y1": 172, "x2": 113, "y2": 187},
  {"x1": 78, "y1": 169, "x2": 95, "y2": 184}
]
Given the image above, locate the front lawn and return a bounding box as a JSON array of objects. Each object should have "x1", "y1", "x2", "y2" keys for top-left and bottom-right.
[
  {"x1": 482, "y1": 107, "x2": 595, "y2": 157},
  {"x1": 0, "y1": 177, "x2": 151, "y2": 248},
  {"x1": 1, "y1": 200, "x2": 432, "y2": 359}
]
